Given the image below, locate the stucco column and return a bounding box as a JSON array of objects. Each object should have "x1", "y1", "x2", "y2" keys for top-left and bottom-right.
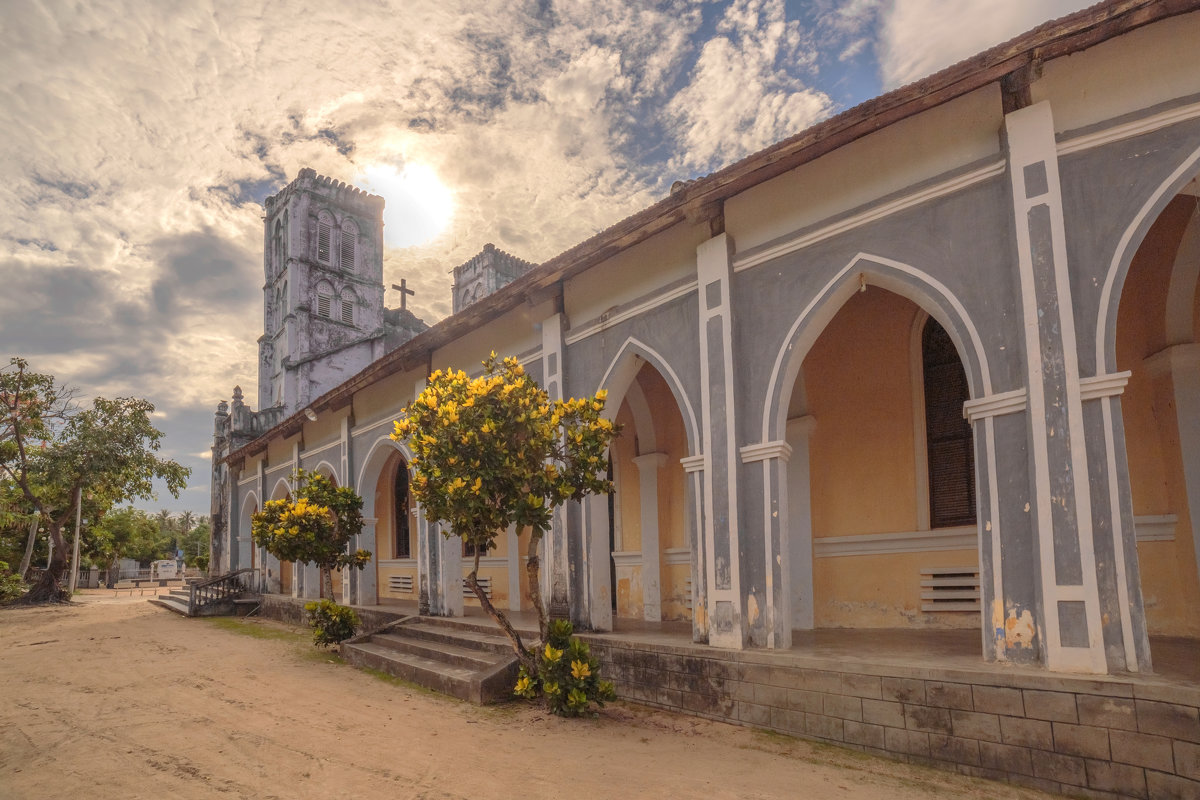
[
  {"x1": 1005, "y1": 101, "x2": 1107, "y2": 673},
  {"x1": 785, "y1": 415, "x2": 816, "y2": 631},
  {"x1": 507, "y1": 526, "x2": 522, "y2": 612},
  {"x1": 680, "y1": 455, "x2": 708, "y2": 643},
  {"x1": 632, "y1": 452, "x2": 669, "y2": 622},
  {"x1": 740, "y1": 440, "x2": 792, "y2": 649},
  {"x1": 350, "y1": 517, "x2": 378, "y2": 606},
  {"x1": 696, "y1": 232, "x2": 744, "y2": 649},
  {"x1": 541, "y1": 312, "x2": 571, "y2": 619}
]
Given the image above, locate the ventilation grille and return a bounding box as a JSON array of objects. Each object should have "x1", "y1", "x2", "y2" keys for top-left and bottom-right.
[
  {"x1": 463, "y1": 577, "x2": 492, "y2": 599},
  {"x1": 921, "y1": 566, "x2": 980, "y2": 612},
  {"x1": 388, "y1": 575, "x2": 413, "y2": 593}
]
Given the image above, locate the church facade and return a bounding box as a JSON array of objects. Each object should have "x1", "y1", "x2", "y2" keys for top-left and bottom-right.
[{"x1": 212, "y1": 0, "x2": 1200, "y2": 677}]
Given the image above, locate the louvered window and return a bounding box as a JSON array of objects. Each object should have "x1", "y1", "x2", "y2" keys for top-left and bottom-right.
[
  {"x1": 316, "y1": 221, "x2": 331, "y2": 263},
  {"x1": 339, "y1": 231, "x2": 355, "y2": 271},
  {"x1": 394, "y1": 461, "x2": 410, "y2": 559},
  {"x1": 340, "y1": 299, "x2": 353, "y2": 325},
  {"x1": 923, "y1": 318, "x2": 975, "y2": 528},
  {"x1": 316, "y1": 293, "x2": 332, "y2": 319}
]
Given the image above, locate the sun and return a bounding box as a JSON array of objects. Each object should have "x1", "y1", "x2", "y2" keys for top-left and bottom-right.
[{"x1": 357, "y1": 162, "x2": 454, "y2": 249}]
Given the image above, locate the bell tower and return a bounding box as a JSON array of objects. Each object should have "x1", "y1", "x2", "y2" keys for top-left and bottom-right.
[{"x1": 258, "y1": 168, "x2": 387, "y2": 413}]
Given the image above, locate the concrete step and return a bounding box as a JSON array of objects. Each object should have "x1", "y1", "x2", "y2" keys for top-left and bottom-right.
[
  {"x1": 341, "y1": 618, "x2": 521, "y2": 704},
  {"x1": 149, "y1": 595, "x2": 191, "y2": 616},
  {"x1": 370, "y1": 631, "x2": 508, "y2": 671},
  {"x1": 398, "y1": 620, "x2": 517, "y2": 657}
]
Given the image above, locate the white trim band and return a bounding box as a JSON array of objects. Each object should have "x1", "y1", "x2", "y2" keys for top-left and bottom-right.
[
  {"x1": 740, "y1": 440, "x2": 793, "y2": 464},
  {"x1": 963, "y1": 388, "x2": 1028, "y2": 423},
  {"x1": 1058, "y1": 100, "x2": 1200, "y2": 157},
  {"x1": 1079, "y1": 371, "x2": 1131, "y2": 400},
  {"x1": 680, "y1": 454, "x2": 707, "y2": 473},
  {"x1": 733, "y1": 161, "x2": 1006, "y2": 272},
  {"x1": 814, "y1": 526, "x2": 977, "y2": 558}
]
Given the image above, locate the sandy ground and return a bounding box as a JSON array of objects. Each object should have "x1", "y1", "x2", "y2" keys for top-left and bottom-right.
[{"x1": 0, "y1": 594, "x2": 1064, "y2": 800}]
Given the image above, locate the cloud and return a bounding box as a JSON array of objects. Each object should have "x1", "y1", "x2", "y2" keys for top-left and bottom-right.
[
  {"x1": 876, "y1": 0, "x2": 1095, "y2": 88},
  {"x1": 665, "y1": 0, "x2": 832, "y2": 175}
]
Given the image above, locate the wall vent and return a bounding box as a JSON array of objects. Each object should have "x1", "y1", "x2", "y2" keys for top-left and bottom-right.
[{"x1": 921, "y1": 566, "x2": 980, "y2": 612}]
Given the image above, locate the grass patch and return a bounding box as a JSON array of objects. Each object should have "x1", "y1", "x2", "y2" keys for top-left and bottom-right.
[{"x1": 204, "y1": 617, "x2": 307, "y2": 643}]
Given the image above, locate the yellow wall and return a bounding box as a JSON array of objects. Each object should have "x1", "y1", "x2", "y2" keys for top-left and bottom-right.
[
  {"x1": 804, "y1": 289, "x2": 921, "y2": 538},
  {"x1": 1116, "y1": 194, "x2": 1200, "y2": 637},
  {"x1": 610, "y1": 364, "x2": 692, "y2": 621},
  {"x1": 801, "y1": 289, "x2": 979, "y2": 628},
  {"x1": 373, "y1": 451, "x2": 418, "y2": 603}
]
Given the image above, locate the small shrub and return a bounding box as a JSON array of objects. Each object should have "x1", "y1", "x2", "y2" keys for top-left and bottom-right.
[
  {"x1": 0, "y1": 561, "x2": 25, "y2": 602},
  {"x1": 304, "y1": 599, "x2": 360, "y2": 648},
  {"x1": 514, "y1": 619, "x2": 615, "y2": 716}
]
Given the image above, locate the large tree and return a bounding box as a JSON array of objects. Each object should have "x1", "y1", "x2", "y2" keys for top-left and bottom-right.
[
  {"x1": 391, "y1": 354, "x2": 617, "y2": 677},
  {"x1": 0, "y1": 358, "x2": 189, "y2": 602}
]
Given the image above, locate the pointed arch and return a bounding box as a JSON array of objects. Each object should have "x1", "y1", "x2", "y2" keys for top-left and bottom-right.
[
  {"x1": 311, "y1": 460, "x2": 339, "y2": 483},
  {"x1": 762, "y1": 253, "x2": 991, "y2": 444},
  {"x1": 596, "y1": 337, "x2": 700, "y2": 455},
  {"x1": 1097, "y1": 144, "x2": 1200, "y2": 372},
  {"x1": 268, "y1": 477, "x2": 293, "y2": 501},
  {"x1": 356, "y1": 435, "x2": 413, "y2": 520}
]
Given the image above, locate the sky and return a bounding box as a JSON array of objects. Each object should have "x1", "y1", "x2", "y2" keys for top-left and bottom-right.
[{"x1": 0, "y1": 0, "x2": 1095, "y2": 514}]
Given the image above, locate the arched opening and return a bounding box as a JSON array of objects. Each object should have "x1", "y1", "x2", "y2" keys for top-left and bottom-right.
[
  {"x1": 268, "y1": 478, "x2": 293, "y2": 596},
  {"x1": 1113, "y1": 178, "x2": 1200, "y2": 644},
  {"x1": 608, "y1": 360, "x2": 692, "y2": 623},
  {"x1": 374, "y1": 448, "x2": 419, "y2": 606},
  {"x1": 788, "y1": 286, "x2": 980, "y2": 634}
]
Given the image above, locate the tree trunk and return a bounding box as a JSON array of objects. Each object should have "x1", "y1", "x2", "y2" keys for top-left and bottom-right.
[
  {"x1": 466, "y1": 552, "x2": 537, "y2": 676},
  {"x1": 18, "y1": 516, "x2": 38, "y2": 578},
  {"x1": 21, "y1": 522, "x2": 69, "y2": 602},
  {"x1": 321, "y1": 566, "x2": 334, "y2": 602},
  {"x1": 525, "y1": 528, "x2": 549, "y2": 643}
]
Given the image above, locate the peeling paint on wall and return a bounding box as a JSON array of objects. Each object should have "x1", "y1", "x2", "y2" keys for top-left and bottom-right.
[
  {"x1": 1004, "y1": 606, "x2": 1036, "y2": 649},
  {"x1": 746, "y1": 592, "x2": 760, "y2": 626}
]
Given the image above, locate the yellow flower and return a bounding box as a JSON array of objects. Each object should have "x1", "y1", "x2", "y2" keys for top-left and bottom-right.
[
  {"x1": 471, "y1": 476, "x2": 482, "y2": 493},
  {"x1": 514, "y1": 676, "x2": 531, "y2": 694},
  {"x1": 544, "y1": 644, "x2": 563, "y2": 662},
  {"x1": 570, "y1": 659, "x2": 591, "y2": 679}
]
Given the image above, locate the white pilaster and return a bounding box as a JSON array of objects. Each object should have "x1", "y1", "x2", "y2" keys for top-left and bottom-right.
[
  {"x1": 632, "y1": 452, "x2": 668, "y2": 622},
  {"x1": 785, "y1": 415, "x2": 816, "y2": 631}
]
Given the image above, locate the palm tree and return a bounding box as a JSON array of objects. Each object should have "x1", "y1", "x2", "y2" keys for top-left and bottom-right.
[{"x1": 178, "y1": 510, "x2": 195, "y2": 536}]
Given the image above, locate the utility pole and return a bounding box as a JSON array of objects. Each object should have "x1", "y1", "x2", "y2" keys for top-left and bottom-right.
[{"x1": 69, "y1": 486, "x2": 82, "y2": 594}]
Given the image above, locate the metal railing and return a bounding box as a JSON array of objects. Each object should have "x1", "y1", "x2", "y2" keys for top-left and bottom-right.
[{"x1": 189, "y1": 568, "x2": 260, "y2": 614}]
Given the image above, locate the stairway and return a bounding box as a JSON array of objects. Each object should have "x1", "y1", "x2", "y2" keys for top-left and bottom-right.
[
  {"x1": 149, "y1": 587, "x2": 193, "y2": 616},
  {"x1": 341, "y1": 617, "x2": 522, "y2": 704}
]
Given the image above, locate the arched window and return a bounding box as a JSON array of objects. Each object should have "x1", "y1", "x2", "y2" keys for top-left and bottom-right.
[
  {"x1": 339, "y1": 289, "x2": 356, "y2": 326},
  {"x1": 922, "y1": 318, "x2": 976, "y2": 528},
  {"x1": 316, "y1": 210, "x2": 334, "y2": 264},
  {"x1": 340, "y1": 219, "x2": 358, "y2": 272},
  {"x1": 394, "y1": 460, "x2": 411, "y2": 559},
  {"x1": 272, "y1": 219, "x2": 284, "y2": 274},
  {"x1": 315, "y1": 280, "x2": 334, "y2": 319}
]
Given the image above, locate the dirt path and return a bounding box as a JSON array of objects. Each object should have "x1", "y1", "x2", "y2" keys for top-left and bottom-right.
[{"x1": 0, "y1": 595, "x2": 1062, "y2": 799}]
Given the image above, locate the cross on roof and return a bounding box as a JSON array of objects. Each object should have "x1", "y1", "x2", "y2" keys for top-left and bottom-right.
[{"x1": 391, "y1": 279, "x2": 415, "y2": 311}]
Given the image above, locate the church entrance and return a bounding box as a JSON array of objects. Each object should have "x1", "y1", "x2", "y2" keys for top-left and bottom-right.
[
  {"x1": 607, "y1": 361, "x2": 692, "y2": 623},
  {"x1": 785, "y1": 287, "x2": 980, "y2": 634}
]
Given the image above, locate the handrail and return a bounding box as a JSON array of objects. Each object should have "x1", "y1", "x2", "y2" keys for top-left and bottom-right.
[{"x1": 189, "y1": 568, "x2": 260, "y2": 614}]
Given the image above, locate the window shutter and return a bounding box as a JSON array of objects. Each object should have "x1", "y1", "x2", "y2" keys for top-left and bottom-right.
[
  {"x1": 340, "y1": 299, "x2": 353, "y2": 325},
  {"x1": 923, "y1": 319, "x2": 976, "y2": 528},
  {"x1": 316, "y1": 293, "x2": 331, "y2": 318},
  {"x1": 317, "y1": 222, "x2": 331, "y2": 263},
  {"x1": 339, "y1": 232, "x2": 355, "y2": 271},
  {"x1": 394, "y1": 464, "x2": 410, "y2": 559}
]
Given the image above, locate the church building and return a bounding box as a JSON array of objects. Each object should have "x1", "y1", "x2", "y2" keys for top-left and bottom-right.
[{"x1": 212, "y1": 0, "x2": 1200, "y2": 688}]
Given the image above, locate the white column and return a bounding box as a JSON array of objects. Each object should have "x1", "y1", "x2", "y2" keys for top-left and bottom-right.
[
  {"x1": 541, "y1": 312, "x2": 570, "y2": 619},
  {"x1": 696, "y1": 233, "x2": 743, "y2": 649},
  {"x1": 1006, "y1": 101, "x2": 1105, "y2": 672},
  {"x1": 507, "y1": 526, "x2": 522, "y2": 612},
  {"x1": 785, "y1": 416, "x2": 816, "y2": 630},
  {"x1": 584, "y1": 492, "x2": 613, "y2": 632},
  {"x1": 632, "y1": 452, "x2": 668, "y2": 622}
]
